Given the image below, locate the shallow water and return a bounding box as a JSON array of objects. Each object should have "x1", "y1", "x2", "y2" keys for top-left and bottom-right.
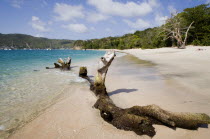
[{"x1": 0, "y1": 50, "x2": 105, "y2": 138}]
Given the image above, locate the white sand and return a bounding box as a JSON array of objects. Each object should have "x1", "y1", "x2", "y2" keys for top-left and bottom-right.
[
  {"x1": 9, "y1": 46, "x2": 210, "y2": 139},
  {"x1": 122, "y1": 46, "x2": 210, "y2": 96}
]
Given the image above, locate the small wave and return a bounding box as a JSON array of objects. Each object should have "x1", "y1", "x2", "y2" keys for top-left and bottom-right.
[
  {"x1": 71, "y1": 77, "x2": 86, "y2": 83},
  {"x1": 0, "y1": 50, "x2": 105, "y2": 138},
  {"x1": 45, "y1": 69, "x2": 87, "y2": 84}
]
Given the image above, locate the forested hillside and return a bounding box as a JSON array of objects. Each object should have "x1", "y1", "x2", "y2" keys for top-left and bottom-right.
[
  {"x1": 74, "y1": 4, "x2": 210, "y2": 49},
  {"x1": 0, "y1": 34, "x2": 74, "y2": 49}
]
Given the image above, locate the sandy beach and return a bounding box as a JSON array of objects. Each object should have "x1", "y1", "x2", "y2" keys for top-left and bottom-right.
[{"x1": 9, "y1": 46, "x2": 210, "y2": 139}]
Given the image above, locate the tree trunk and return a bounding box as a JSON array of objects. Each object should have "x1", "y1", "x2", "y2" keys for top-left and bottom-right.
[
  {"x1": 79, "y1": 51, "x2": 210, "y2": 137},
  {"x1": 180, "y1": 21, "x2": 194, "y2": 49}
]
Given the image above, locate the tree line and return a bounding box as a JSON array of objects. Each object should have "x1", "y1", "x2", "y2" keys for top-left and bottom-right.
[
  {"x1": 0, "y1": 33, "x2": 75, "y2": 49},
  {"x1": 74, "y1": 4, "x2": 210, "y2": 49},
  {"x1": 0, "y1": 4, "x2": 209, "y2": 50}
]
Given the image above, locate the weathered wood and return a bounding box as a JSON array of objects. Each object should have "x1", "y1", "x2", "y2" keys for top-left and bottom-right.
[
  {"x1": 180, "y1": 21, "x2": 194, "y2": 49},
  {"x1": 58, "y1": 57, "x2": 71, "y2": 70},
  {"x1": 163, "y1": 14, "x2": 194, "y2": 49},
  {"x1": 79, "y1": 51, "x2": 210, "y2": 137},
  {"x1": 54, "y1": 63, "x2": 61, "y2": 68},
  {"x1": 79, "y1": 67, "x2": 87, "y2": 77},
  {"x1": 46, "y1": 57, "x2": 71, "y2": 70}
]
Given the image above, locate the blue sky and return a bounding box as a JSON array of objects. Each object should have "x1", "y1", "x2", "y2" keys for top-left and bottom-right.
[{"x1": 0, "y1": 0, "x2": 209, "y2": 40}]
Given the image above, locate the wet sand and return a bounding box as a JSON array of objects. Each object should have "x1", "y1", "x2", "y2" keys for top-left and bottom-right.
[{"x1": 9, "y1": 47, "x2": 210, "y2": 139}]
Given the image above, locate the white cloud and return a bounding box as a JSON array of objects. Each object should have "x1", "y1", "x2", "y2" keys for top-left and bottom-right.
[
  {"x1": 148, "y1": 0, "x2": 160, "y2": 7},
  {"x1": 32, "y1": 16, "x2": 40, "y2": 21},
  {"x1": 155, "y1": 14, "x2": 168, "y2": 26},
  {"x1": 48, "y1": 21, "x2": 53, "y2": 25},
  {"x1": 53, "y1": 3, "x2": 85, "y2": 21},
  {"x1": 124, "y1": 19, "x2": 150, "y2": 29},
  {"x1": 105, "y1": 28, "x2": 111, "y2": 32},
  {"x1": 11, "y1": 0, "x2": 24, "y2": 8},
  {"x1": 30, "y1": 16, "x2": 50, "y2": 32},
  {"x1": 90, "y1": 27, "x2": 96, "y2": 31},
  {"x1": 168, "y1": 5, "x2": 177, "y2": 14},
  {"x1": 206, "y1": 0, "x2": 210, "y2": 3},
  {"x1": 35, "y1": 34, "x2": 44, "y2": 37},
  {"x1": 129, "y1": 30, "x2": 136, "y2": 34},
  {"x1": 110, "y1": 20, "x2": 117, "y2": 24},
  {"x1": 87, "y1": 12, "x2": 109, "y2": 23},
  {"x1": 125, "y1": 29, "x2": 136, "y2": 34},
  {"x1": 62, "y1": 24, "x2": 88, "y2": 33},
  {"x1": 87, "y1": 0, "x2": 158, "y2": 17}
]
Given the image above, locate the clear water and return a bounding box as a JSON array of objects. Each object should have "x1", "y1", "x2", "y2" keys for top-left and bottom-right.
[
  {"x1": 0, "y1": 50, "x2": 104, "y2": 81},
  {"x1": 0, "y1": 50, "x2": 105, "y2": 138}
]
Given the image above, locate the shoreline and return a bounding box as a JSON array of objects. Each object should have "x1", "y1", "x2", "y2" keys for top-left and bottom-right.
[
  {"x1": 0, "y1": 50, "x2": 105, "y2": 139},
  {"x1": 121, "y1": 46, "x2": 210, "y2": 97},
  {"x1": 8, "y1": 47, "x2": 210, "y2": 139}
]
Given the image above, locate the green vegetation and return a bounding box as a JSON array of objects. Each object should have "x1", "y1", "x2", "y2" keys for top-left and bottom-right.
[
  {"x1": 0, "y1": 33, "x2": 75, "y2": 49},
  {"x1": 74, "y1": 4, "x2": 210, "y2": 49},
  {"x1": 1, "y1": 4, "x2": 209, "y2": 50},
  {"x1": 180, "y1": 4, "x2": 210, "y2": 46}
]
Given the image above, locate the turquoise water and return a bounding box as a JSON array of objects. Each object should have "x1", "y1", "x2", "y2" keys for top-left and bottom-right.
[
  {"x1": 0, "y1": 50, "x2": 105, "y2": 138},
  {"x1": 0, "y1": 50, "x2": 105, "y2": 81}
]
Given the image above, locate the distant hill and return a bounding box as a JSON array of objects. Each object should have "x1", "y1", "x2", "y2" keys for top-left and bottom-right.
[{"x1": 0, "y1": 33, "x2": 75, "y2": 49}]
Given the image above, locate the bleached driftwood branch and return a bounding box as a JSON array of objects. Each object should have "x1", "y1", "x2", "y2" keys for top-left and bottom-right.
[
  {"x1": 95, "y1": 50, "x2": 115, "y2": 89},
  {"x1": 46, "y1": 57, "x2": 71, "y2": 70},
  {"x1": 79, "y1": 51, "x2": 210, "y2": 137},
  {"x1": 180, "y1": 21, "x2": 194, "y2": 49}
]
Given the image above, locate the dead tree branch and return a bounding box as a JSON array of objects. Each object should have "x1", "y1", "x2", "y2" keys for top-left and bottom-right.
[
  {"x1": 46, "y1": 57, "x2": 71, "y2": 70},
  {"x1": 79, "y1": 51, "x2": 210, "y2": 137},
  {"x1": 163, "y1": 14, "x2": 194, "y2": 49},
  {"x1": 181, "y1": 21, "x2": 194, "y2": 48}
]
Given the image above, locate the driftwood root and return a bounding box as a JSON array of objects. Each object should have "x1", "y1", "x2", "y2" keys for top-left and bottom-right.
[
  {"x1": 46, "y1": 57, "x2": 71, "y2": 70},
  {"x1": 79, "y1": 67, "x2": 87, "y2": 77},
  {"x1": 79, "y1": 51, "x2": 210, "y2": 137}
]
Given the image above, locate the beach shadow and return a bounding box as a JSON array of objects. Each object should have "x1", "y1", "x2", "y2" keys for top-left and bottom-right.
[
  {"x1": 198, "y1": 124, "x2": 209, "y2": 128},
  {"x1": 109, "y1": 88, "x2": 138, "y2": 96},
  {"x1": 162, "y1": 123, "x2": 209, "y2": 131},
  {"x1": 88, "y1": 75, "x2": 94, "y2": 78},
  {"x1": 70, "y1": 66, "x2": 78, "y2": 68},
  {"x1": 45, "y1": 66, "x2": 78, "y2": 70}
]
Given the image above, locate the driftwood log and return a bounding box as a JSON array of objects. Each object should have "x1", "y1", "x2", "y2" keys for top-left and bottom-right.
[
  {"x1": 46, "y1": 57, "x2": 71, "y2": 70},
  {"x1": 79, "y1": 51, "x2": 210, "y2": 137}
]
